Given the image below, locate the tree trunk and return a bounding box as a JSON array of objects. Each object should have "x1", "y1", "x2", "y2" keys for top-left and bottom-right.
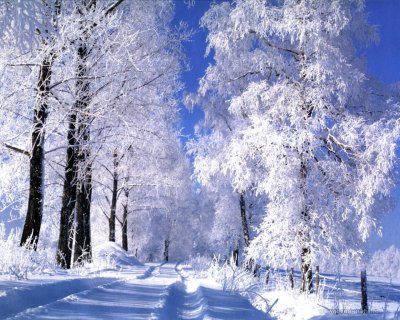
[
  {"x1": 239, "y1": 191, "x2": 250, "y2": 247},
  {"x1": 72, "y1": 0, "x2": 95, "y2": 265},
  {"x1": 164, "y1": 239, "x2": 169, "y2": 262},
  {"x1": 300, "y1": 154, "x2": 312, "y2": 293},
  {"x1": 361, "y1": 269, "x2": 368, "y2": 313},
  {"x1": 74, "y1": 162, "x2": 92, "y2": 264},
  {"x1": 20, "y1": 0, "x2": 61, "y2": 250},
  {"x1": 56, "y1": 111, "x2": 78, "y2": 268},
  {"x1": 289, "y1": 267, "x2": 294, "y2": 289},
  {"x1": 109, "y1": 151, "x2": 118, "y2": 242},
  {"x1": 20, "y1": 49, "x2": 56, "y2": 248},
  {"x1": 301, "y1": 247, "x2": 312, "y2": 293},
  {"x1": 121, "y1": 186, "x2": 129, "y2": 251},
  {"x1": 232, "y1": 242, "x2": 239, "y2": 267},
  {"x1": 315, "y1": 265, "x2": 320, "y2": 294}
]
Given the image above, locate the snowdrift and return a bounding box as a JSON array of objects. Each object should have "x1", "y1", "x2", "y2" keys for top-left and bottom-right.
[{"x1": 92, "y1": 242, "x2": 143, "y2": 267}]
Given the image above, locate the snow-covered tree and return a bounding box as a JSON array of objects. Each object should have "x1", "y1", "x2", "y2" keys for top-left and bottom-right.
[
  {"x1": 193, "y1": 0, "x2": 400, "y2": 291},
  {"x1": 368, "y1": 246, "x2": 400, "y2": 279},
  {"x1": 0, "y1": 0, "x2": 192, "y2": 270}
]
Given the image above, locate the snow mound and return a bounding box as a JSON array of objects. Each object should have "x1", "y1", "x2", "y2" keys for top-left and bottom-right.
[{"x1": 93, "y1": 242, "x2": 143, "y2": 267}]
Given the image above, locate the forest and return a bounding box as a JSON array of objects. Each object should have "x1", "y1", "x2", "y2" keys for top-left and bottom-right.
[{"x1": 0, "y1": 0, "x2": 399, "y2": 319}]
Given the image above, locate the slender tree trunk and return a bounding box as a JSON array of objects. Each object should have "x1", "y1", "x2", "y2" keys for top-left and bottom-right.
[
  {"x1": 289, "y1": 267, "x2": 294, "y2": 289},
  {"x1": 164, "y1": 239, "x2": 169, "y2": 262},
  {"x1": 301, "y1": 248, "x2": 312, "y2": 293},
  {"x1": 109, "y1": 151, "x2": 118, "y2": 242},
  {"x1": 300, "y1": 157, "x2": 312, "y2": 293},
  {"x1": 72, "y1": 0, "x2": 95, "y2": 265},
  {"x1": 232, "y1": 241, "x2": 239, "y2": 267},
  {"x1": 74, "y1": 161, "x2": 92, "y2": 264},
  {"x1": 56, "y1": 111, "x2": 78, "y2": 268},
  {"x1": 121, "y1": 186, "x2": 129, "y2": 251},
  {"x1": 316, "y1": 265, "x2": 320, "y2": 294},
  {"x1": 239, "y1": 191, "x2": 250, "y2": 247},
  {"x1": 20, "y1": 0, "x2": 61, "y2": 250},
  {"x1": 20, "y1": 54, "x2": 54, "y2": 248},
  {"x1": 361, "y1": 270, "x2": 368, "y2": 313}
]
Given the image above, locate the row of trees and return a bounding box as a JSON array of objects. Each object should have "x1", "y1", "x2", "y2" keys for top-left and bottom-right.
[
  {"x1": 0, "y1": 0, "x2": 398, "y2": 295},
  {"x1": 189, "y1": 0, "x2": 400, "y2": 292},
  {"x1": 0, "y1": 0, "x2": 195, "y2": 268}
]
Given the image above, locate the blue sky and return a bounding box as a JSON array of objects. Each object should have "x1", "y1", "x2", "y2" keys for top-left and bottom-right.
[{"x1": 174, "y1": 0, "x2": 400, "y2": 251}]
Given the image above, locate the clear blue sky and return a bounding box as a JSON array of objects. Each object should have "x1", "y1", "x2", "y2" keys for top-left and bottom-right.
[{"x1": 174, "y1": 0, "x2": 400, "y2": 252}]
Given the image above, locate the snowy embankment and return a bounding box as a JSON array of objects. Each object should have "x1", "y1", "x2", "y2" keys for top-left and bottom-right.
[
  {"x1": 253, "y1": 271, "x2": 400, "y2": 320},
  {"x1": 0, "y1": 243, "x2": 269, "y2": 319}
]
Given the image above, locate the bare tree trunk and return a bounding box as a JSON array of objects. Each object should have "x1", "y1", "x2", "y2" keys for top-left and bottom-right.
[
  {"x1": 72, "y1": 0, "x2": 95, "y2": 265},
  {"x1": 239, "y1": 191, "x2": 250, "y2": 247},
  {"x1": 164, "y1": 239, "x2": 169, "y2": 262},
  {"x1": 74, "y1": 161, "x2": 92, "y2": 264},
  {"x1": 109, "y1": 151, "x2": 118, "y2": 242},
  {"x1": 232, "y1": 241, "x2": 239, "y2": 267},
  {"x1": 20, "y1": 54, "x2": 54, "y2": 248},
  {"x1": 361, "y1": 269, "x2": 368, "y2": 313},
  {"x1": 289, "y1": 267, "x2": 294, "y2": 289},
  {"x1": 300, "y1": 155, "x2": 312, "y2": 293},
  {"x1": 56, "y1": 111, "x2": 78, "y2": 268},
  {"x1": 121, "y1": 186, "x2": 129, "y2": 251},
  {"x1": 315, "y1": 265, "x2": 320, "y2": 294},
  {"x1": 301, "y1": 247, "x2": 312, "y2": 293},
  {"x1": 20, "y1": 0, "x2": 61, "y2": 248}
]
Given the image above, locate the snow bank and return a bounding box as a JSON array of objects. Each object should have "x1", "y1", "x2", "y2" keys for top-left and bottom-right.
[
  {"x1": 92, "y1": 242, "x2": 143, "y2": 268},
  {"x1": 0, "y1": 277, "x2": 117, "y2": 319}
]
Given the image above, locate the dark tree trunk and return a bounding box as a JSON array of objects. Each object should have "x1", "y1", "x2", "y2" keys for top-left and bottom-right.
[
  {"x1": 361, "y1": 270, "x2": 368, "y2": 313},
  {"x1": 72, "y1": 0, "x2": 95, "y2": 265},
  {"x1": 240, "y1": 192, "x2": 256, "y2": 271},
  {"x1": 56, "y1": 111, "x2": 78, "y2": 268},
  {"x1": 239, "y1": 191, "x2": 250, "y2": 247},
  {"x1": 301, "y1": 247, "x2": 312, "y2": 293},
  {"x1": 74, "y1": 162, "x2": 92, "y2": 264},
  {"x1": 300, "y1": 155, "x2": 312, "y2": 293},
  {"x1": 164, "y1": 239, "x2": 169, "y2": 262},
  {"x1": 232, "y1": 242, "x2": 239, "y2": 267},
  {"x1": 121, "y1": 186, "x2": 129, "y2": 251},
  {"x1": 20, "y1": 0, "x2": 61, "y2": 250},
  {"x1": 73, "y1": 113, "x2": 92, "y2": 265},
  {"x1": 289, "y1": 267, "x2": 294, "y2": 289},
  {"x1": 109, "y1": 151, "x2": 118, "y2": 242},
  {"x1": 20, "y1": 52, "x2": 55, "y2": 249}
]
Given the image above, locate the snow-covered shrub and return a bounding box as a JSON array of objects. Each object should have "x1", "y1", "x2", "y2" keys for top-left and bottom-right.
[
  {"x1": 186, "y1": 254, "x2": 214, "y2": 278},
  {"x1": 207, "y1": 256, "x2": 259, "y2": 293},
  {"x1": 0, "y1": 224, "x2": 56, "y2": 279},
  {"x1": 368, "y1": 246, "x2": 400, "y2": 279}
]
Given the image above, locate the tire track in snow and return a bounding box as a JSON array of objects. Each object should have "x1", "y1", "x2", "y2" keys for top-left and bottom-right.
[
  {"x1": 4, "y1": 263, "x2": 268, "y2": 319},
  {"x1": 151, "y1": 263, "x2": 207, "y2": 320},
  {"x1": 1, "y1": 277, "x2": 118, "y2": 319},
  {"x1": 154, "y1": 263, "x2": 267, "y2": 320},
  {"x1": 3, "y1": 265, "x2": 154, "y2": 319}
]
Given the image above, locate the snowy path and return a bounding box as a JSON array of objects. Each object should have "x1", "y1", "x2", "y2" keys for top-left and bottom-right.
[{"x1": 2, "y1": 263, "x2": 268, "y2": 320}]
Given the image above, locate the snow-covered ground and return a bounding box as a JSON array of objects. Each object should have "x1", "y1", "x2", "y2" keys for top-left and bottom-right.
[
  {"x1": 256, "y1": 270, "x2": 400, "y2": 320},
  {"x1": 1, "y1": 244, "x2": 400, "y2": 319},
  {"x1": 0, "y1": 244, "x2": 268, "y2": 319}
]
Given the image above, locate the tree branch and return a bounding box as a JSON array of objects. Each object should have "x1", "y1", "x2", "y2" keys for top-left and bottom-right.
[
  {"x1": 249, "y1": 29, "x2": 301, "y2": 59},
  {"x1": 104, "y1": 0, "x2": 125, "y2": 16},
  {"x1": 3, "y1": 143, "x2": 30, "y2": 157}
]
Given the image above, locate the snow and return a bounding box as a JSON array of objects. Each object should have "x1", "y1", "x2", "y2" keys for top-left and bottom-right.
[
  {"x1": 253, "y1": 271, "x2": 400, "y2": 320},
  {"x1": 92, "y1": 242, "x2": 143, "y2": 268},
  {"x1": 0, "y1": 247, "x2": 269, "y2": 319},
  {"x1": 1, "y1": 242, "x2": 400, "y2": 319}
]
